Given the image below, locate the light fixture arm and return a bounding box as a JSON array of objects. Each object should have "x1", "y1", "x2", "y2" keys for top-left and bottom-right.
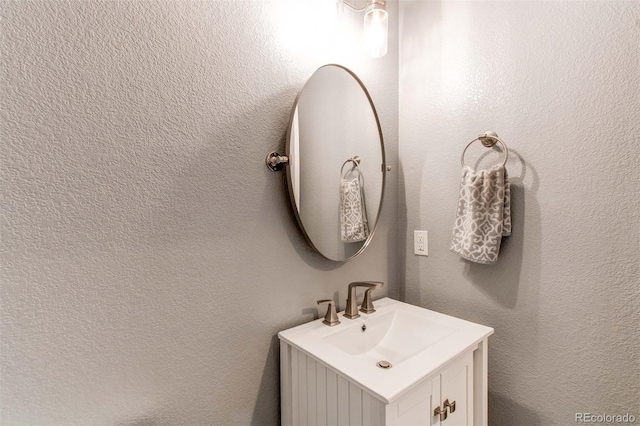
[
  {"x1": 341, "y1": 0, "x2": 368, "y2": 13},
  {"x1": 341, "y1": 0, "x2": 386, "y2": 13}
]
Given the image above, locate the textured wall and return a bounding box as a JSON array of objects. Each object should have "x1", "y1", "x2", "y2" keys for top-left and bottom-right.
[
  {"x1": 0, "y1": 1, "x2": 399, "y2": 424},
  {"x1": 398, "y1": 1, "x2": 639, "y2": 425}
]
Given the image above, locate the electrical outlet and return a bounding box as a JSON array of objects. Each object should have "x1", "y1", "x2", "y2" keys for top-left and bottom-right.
[{"x1": 414, "y1": 230, "x2": 428, "y2": 256}]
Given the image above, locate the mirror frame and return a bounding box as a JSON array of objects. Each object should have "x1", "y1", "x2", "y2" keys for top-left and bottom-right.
[{"x1": 285, "y1": 64, "x2": 386, "y2": 262}]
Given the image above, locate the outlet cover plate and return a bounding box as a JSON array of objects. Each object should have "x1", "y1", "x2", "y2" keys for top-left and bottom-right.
[{"x1": 414, "y1": 230, "x2": 428, "y2": 256}]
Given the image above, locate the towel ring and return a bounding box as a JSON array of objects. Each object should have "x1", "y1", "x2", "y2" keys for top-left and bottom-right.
[
  {"x1": 341, "y1": 156, "x2": 361, "y2": 177},
  {"x1": 461, "y1": 131, "x2": 509, "y2": 168}
]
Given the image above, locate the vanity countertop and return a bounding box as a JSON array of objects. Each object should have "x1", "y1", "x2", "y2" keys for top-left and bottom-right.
[{"x1": 278, "y1": 297, "x2": 494, "y2": 403}]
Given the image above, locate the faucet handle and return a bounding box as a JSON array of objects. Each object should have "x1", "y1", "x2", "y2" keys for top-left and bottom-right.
[
  {"x1": 360, "y1": 282, "x2": 383, "y2": 314},
  {"x1": 317, "y1": 299, "x2": 340, "y2": 326}
]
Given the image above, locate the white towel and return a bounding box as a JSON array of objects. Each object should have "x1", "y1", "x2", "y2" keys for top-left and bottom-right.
[
  {"x1": 450, "y1": 165, "x2": 511, "y2": 264},
  {"x1": 340, "y1": 175, "x2": 369, "y2": 243}
]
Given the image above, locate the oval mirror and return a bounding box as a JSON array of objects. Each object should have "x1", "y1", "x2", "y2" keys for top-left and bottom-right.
[{"x1": 286, "y1": 64, "x2": 386, "y2": 261}]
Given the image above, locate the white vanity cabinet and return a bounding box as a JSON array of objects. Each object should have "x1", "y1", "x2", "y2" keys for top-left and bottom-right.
[
  {"x1": 278, "y1": 298, "x2": 493, "y2": 426},
  {"x1": 280, "y1": 340, "x2": 488, "y2": 426}
]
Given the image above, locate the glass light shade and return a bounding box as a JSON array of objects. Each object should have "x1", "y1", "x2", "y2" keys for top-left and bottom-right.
[{"x1": 363, "y1": 3, "x2": 388, "y2": 58}]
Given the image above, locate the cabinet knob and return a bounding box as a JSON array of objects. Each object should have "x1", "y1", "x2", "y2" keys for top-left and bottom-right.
[
  {"x1": 434, "y1": 405, "x2": 447, "y2": 421},
  {"x1": 443, "y1": 399, "x2": 456, "y2": 413}
]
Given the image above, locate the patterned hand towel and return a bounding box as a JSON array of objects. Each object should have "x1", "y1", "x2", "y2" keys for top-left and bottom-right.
[
  {"x1": 340, "y1": 175, "x2": 369, "y2": 242},
  {"x1": 450, "y1": 165, "x2": 511, "y2": 264}
]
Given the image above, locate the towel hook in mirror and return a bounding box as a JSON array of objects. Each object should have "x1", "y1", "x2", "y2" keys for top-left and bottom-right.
[
  {"x1": 340, "y1": 156, "x2": 361, "y2": 176},
  {"x1": 461, "y1": 131, "x2": 509, "y2": 168}
]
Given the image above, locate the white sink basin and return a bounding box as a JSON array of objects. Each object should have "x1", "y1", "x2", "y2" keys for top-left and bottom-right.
[
  {"x1": 323, "y1": 309, "x2": 458, "y2": 366},
  {"x1": 278, "y1": 298, "x2": 493, "y2": 403}
]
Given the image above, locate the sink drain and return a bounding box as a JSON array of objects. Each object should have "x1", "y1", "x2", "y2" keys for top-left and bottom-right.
[{"x1": 377, "y1": 360, "x2": 392, "y2": 369}]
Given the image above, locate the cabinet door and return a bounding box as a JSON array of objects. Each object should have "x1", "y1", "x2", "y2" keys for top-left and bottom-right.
[
  {"x1": 440, "y1": 352, "x2": 474, "y2": 426},
  {"x1": 393, "y1": 378, "x2": 436, "y2": 426}
]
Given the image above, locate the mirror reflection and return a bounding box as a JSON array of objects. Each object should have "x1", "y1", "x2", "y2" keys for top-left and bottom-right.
[{"x1": 287, "y1": 65, "x2": 385, "y2": 261}]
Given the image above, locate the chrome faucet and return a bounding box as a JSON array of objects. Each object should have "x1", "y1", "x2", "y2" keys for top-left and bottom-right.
[{"x1": 344, "y1": 281, "x2": 383, "y2": 319}]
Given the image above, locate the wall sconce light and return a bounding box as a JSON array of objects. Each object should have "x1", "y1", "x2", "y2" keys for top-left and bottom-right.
[{"x1": 341, "y1": 0, "x2": 388, "y2": 58}]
